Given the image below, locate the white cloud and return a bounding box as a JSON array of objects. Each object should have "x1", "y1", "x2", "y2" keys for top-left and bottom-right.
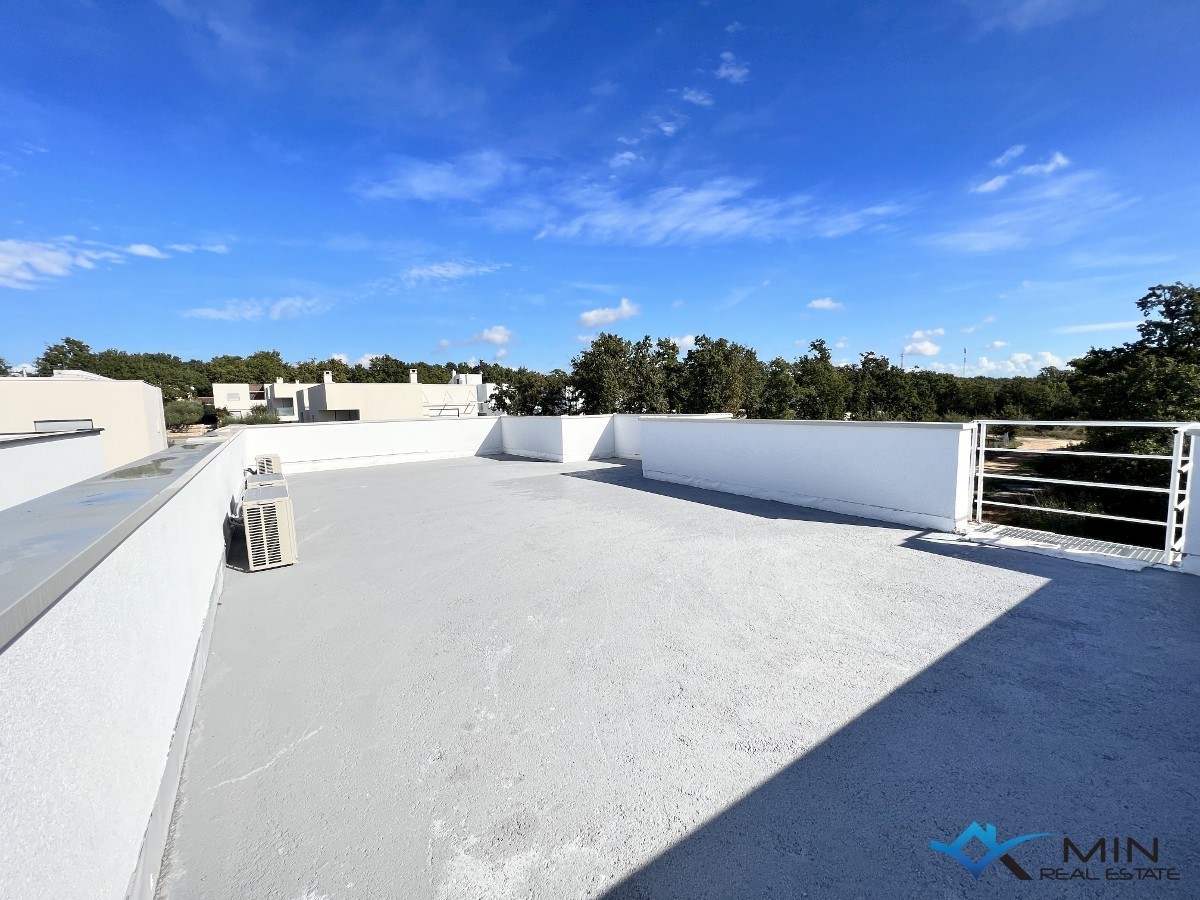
[
  {"x1": 907, "y1": 327, "x2": 945, "y2": 340},
  {"x1": 0, "y1": 238, "x2": 126, "y2": 290},
  {"x1": 656, "y1": 118, "x2": 682, "y2": 137},
  {"x1": 984, "y1": 340, "x2": 1008, "y2": 349},
  {"x1": 536, "y1": 178, "x2": 822, "y2": 246},
  {"x1": 403, "y1": 259, "x2": 506, "y2": 285},
  {"x1": 609, "y1": 151, "x2": 638, "y2": 169},
  {"x1": 1016, "y1": 151, "x2": 1070, "y2": 176},
  {"x1": 616, "y1": 135, "x2": 640, "y2": 146},
  {"x1": 166, "y1": 243, "x2": 230, "y2": 254},
  {"x1": 834, "y1": 338, "x2": 849, "y2": 349},
  {"x1": 961, "y1": 315, "x2": 997, "y2": 333},
  {"x1": 963, "y1": 0, "x2": 1095, "y2": 33},
  {"x1": 494, "y1": 347, "x2": 508, "y2": 361},
  {"x1": 971, "y1": 151, "x2": 1069, "y2": 194},
  {"x1": 680, "y1": 88, "x2": 714, "y2": 107},
  {"x1": 808, "y1": 297, "x2": 843, "y2": 310},
  {"x1": 972, "y1": 175, "x2": 1011, "y2": 194},
  {"x1": 715, "y1": 51, "x2": 749, "y2": 84},
  {"x1": 182, "y1": 296, "x2": 328, "y2": 321},
  {"x1": 725, "y1": 21, "x2": 745, "y2": 33},
  {"x1": 590, "y1": 80, "x2": 619, "y2": 97},
  {"x1": 126, "y1": 243, "x2": 169, "y2": 258},
  {"x1": 576, "y1": 334, "x2": 596, "y2": 344},
  {"x1": 935, "y1": 170, "x2": 1124, "y2": 252},
  {"x1": 671, "y1": 334, "x2": 696, "y2": 351},
  {"x1": 356, "y1": 150, "x2": 512, "y2": 201},
  {"x1": 1053, "y1": 321, "x2": 1140, "y2": 334},
  {"x1": 904, "y1": 340, "x2": 941, "y2": 356},
  {"x1": 332, "y1": 353, "x2": 349, "y2": 363},
  {"x1": 993, "y1": 145, "x2": 1026, "y2": 166},
  {"x1": 472, "y1": 325, "x2": 513, "y2": 345},
  {"x1": 580, "y1": 297, "x2": 639, "y2": 328},
  {"x1": 977, "y1": 350, "x2": 1064, "y2": 374}
]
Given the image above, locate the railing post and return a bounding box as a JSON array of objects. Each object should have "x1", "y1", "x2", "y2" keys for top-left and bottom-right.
[
  {"x1": 1165, "y1": 427, "x2": 1186, "y2": 564},
  {"x1": 973, "y1": 422, "x2": 987, "y2": 524}
]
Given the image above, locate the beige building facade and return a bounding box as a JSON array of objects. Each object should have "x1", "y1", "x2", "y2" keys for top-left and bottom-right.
[{"x1": 0, "y1": 370, "x2": 167, "y2": 470}]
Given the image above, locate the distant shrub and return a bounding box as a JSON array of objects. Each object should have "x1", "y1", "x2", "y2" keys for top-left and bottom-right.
[
  {"x1": 164, "y1": 399, "x2": 204, "y2": 432},
  {"x1": 240, "y1": 404, "x2": 281, "y2": 425}
]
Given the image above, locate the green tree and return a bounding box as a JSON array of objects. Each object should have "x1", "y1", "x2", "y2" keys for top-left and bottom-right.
[
  {"x1": 0, "y1": 356, "x2": 10, "y2": 376},
  {"x1": 793, "y1": 340, "x2": 851, "y2": 419},
  {"x1": 680, "y1": 335, "x2": 766, "y2": 415},
  {"x1": 490, "y1": 368, "x2": 572, "y2": 415},
  {"x1": 570, "y1": 333, "x2": 634, "y2": 414},
  {"x1": 36, "y1": 337, "x2": 95, "y2": 375},
  {"x1": 164, "y1": 399, "x2": 204, "y2": 432}
]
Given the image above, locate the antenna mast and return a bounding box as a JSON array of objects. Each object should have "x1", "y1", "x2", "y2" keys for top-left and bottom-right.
[{"x1": 962, "y1": 347, "x2": 968, "y2": 377}]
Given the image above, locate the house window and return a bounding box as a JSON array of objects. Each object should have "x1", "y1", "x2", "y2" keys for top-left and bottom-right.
[
  {"x1": 226, "y1": 392, "x2": 242, "y2": 402},
  {"x1": 332, "y1": 409, "x2": 360, "y2": 422},
  {"x1": 34, "y1": 419, "x2": 94, "y2": 432},
  {"x1": 274, "y1": 400, "x2": 295, "y2": 416}
]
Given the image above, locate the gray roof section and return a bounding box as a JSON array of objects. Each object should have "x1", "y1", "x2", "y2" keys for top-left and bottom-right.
[{"x1": 158, "y1": 455, "x2": 1199, "y2": 898}]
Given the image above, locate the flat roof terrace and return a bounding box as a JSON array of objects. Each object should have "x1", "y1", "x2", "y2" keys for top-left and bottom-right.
[{"x1": 157, "y1": 456, "x2": 1199, "y2": 898}]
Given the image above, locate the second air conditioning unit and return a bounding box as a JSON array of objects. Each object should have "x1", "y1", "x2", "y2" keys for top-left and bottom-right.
[
  {"x1": 242, "y1": 484, "x2": 298, "y2": 572},
  {"x1": 255, "y1": 453, "x2": 282, "y2": 475}
]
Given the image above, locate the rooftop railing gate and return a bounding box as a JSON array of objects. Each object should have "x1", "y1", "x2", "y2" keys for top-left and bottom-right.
[{"x1": 971, "y1": 420, "x2": 1195, "y2": 565}]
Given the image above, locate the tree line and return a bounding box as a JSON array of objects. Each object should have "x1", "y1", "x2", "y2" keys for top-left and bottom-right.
[{"x1": 7, "y1": 283, "x2": 1198, "y2": 426}]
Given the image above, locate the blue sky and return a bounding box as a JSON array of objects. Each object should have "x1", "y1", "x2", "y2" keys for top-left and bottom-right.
[{"x1": 2, "y1": 0, "x2": 1198, "y2": 375}]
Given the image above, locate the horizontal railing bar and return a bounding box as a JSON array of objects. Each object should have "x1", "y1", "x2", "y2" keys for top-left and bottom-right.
[
  {"x1": 976, "y1": 420, "x2": 1196, "y2": 428},
  {"x1": 980, "y1": 473, "x2": 1170, "y2": 493},
  {"x1": 979, "y1": 500, "x2": 1168, "y2": 527},
  {"x1": 983, "y1": 447, "x2": 1175, "y2": 460}
]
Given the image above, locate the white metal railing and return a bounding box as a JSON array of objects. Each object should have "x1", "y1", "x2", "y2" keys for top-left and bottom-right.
[{"x1": 971, "y1": 420, "x2": 1196, "y2": 565}]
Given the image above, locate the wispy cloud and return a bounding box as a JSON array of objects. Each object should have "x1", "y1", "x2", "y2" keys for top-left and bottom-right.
[
  {"x1": 671, "y1": 333, "x2": 697, "y2": 351},
  {"x1": 961, "y1": 0, "x2": 1097, "y2": 33},
  {"x1": 808, "y1": 297, "x2": 843, "y2": 310},
  {"x1": 0, "y1": 239, "x2": 120, "y2": 289},
  {"x1": 1067, "y1": 251, "x2": 1174, "y2": 269},
  {"x1": 962, "y1": 315, "x2": 996, "y2": 333},
  {"x1": 680, "y1": 88, "x2": 714, "y2": 107},
  {"x1": 937, "y1": 169, "x2": 1127, "y2": 252},
  {"x1": 984, "y1": 340, "x2": 1007, "y2": 349},
  {"x1": 714, "y1": 51, "x2": 749, "y2": 84},
  {"x1": 355, "y1": 150, "x2": 513, "y2": 201},
  {"x1": 167, "y1": 243, "x2": 230, "y2": 254},
  {"x1": 580, "y1": 297, "x2": 639, "y2": 328},
  {"x1": 904, "y1": 340, "x2": 941, "y2": 356},
  {"x1": 536, "y1": 178, "x2": 816, "y2": 246},
  {"x1": 993, "y1": 145, "x2": 1026, "y2": 166},
  {"x1": 1053, "y1": 321, "x2": 1141, "y2": 334},
  {"x1": 907, "y1": 327, "x2": 944, "y2": 340},
  {"x1": 972, "y1": 151, "x2": 1069, "y2": 193},
  {"x1": 182, "y1": 296, "x2": 329, "y2": 321},
  {"x1": 126, "y1": 243, "x2": 170, "y2": 258},
  {"x1": 403, "y1": 259, "x2": 507, "y2": 285},
  {"x1": 609, "y1": 150, "x2": 638, "y2": 169},
  {"x1": 725, "y1": 21, "x2": 745, "y2": 34}
]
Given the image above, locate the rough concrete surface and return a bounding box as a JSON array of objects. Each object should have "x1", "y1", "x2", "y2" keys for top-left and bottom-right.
[{"x1": 157, "y1": 457, "x2": 1200, "y2": 899}]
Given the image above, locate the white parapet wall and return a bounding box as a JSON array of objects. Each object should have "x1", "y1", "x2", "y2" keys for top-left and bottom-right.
[
  {"x1": 499, "y1": 415, "x2": 566, "y2": 461},
  {"x1": 238, "y1": 417, "x2": 504, "y2": 473},
  {"x1": 0, "y1": 433, "x2": 249, "y2": 900},
  {"x1": 640, "y1": 417, "x2": 975, "y2": 532},
  {"x1": 0, "y1": 430, "x2": 107, "y2": 512}
]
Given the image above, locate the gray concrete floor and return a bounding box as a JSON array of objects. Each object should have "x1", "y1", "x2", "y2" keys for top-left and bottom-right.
[{"x1": 157, "y1": 457, "x2": 1200, "y2": 899}]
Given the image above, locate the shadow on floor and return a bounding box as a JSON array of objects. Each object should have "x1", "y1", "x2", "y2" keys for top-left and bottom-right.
[
  {"x1": 603, "y1": 545, "x2": 1199, "y2": 897},
  {"x1": 560, "y1": 459, "x2": 915, "y2": 530}
]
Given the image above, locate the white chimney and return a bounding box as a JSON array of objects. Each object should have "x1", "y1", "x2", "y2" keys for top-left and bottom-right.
[
  {"x1": 275, "y1": 377, "x2": 284, "y2": 384},
  {"x1": 323, "y1": 370, "x2": 333, "y2": 384},
  {"x1": 409, "y1": 369, "x2": 418, "y2": 384}
]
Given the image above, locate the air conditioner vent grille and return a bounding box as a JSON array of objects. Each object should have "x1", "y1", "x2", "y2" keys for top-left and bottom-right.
[{"x1": 241, "y1": 489, "x2": 297, "y2": 571}]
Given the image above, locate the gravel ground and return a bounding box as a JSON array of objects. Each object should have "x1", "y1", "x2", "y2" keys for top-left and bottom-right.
[{"x1": 156, "y1": 456, "x2": 1199, "y2": 899}]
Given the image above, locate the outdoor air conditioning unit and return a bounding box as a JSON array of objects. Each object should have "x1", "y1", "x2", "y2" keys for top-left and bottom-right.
[
  {"x1": 242, "y1": 485, "x2": 298, "y2": 572},
  {"x1": 245, "y1": 472, "x2": 287, "y2": 490},
  {"x1": 255, "y1": 454, "x2": 282, "y2": 475}
]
